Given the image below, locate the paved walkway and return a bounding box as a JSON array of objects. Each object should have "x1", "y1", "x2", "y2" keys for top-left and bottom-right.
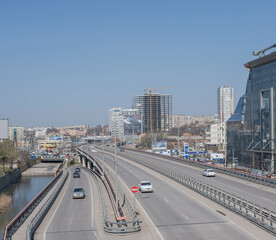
[{"x1": 21, "y1": 163, "x2": 60, "y2": 176}]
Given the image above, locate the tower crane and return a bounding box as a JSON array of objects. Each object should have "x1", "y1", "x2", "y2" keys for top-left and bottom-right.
[{"x1": 144, "y1": 86, "x2": 172, "y2": 132}]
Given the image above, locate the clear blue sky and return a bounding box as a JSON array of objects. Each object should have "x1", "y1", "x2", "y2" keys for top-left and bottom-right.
[{"x1": 1, "y1": 1, "x2": 275, "y2": 128}]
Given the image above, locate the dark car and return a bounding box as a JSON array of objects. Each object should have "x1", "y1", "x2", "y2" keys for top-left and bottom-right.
[
  {"x1": 73, "y1": 172, "x2": 80, "y2": 178},
  {"x1": 120, "y1": 148, "x2": 125, "y2": 152},
  {"x1": 75, "y1": 167, "x2": 81, "y2": 172}
]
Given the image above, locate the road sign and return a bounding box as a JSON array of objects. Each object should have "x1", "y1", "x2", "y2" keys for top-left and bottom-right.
[{"x1": 131, "y1": 186, "x2": 138, "y2": 193}]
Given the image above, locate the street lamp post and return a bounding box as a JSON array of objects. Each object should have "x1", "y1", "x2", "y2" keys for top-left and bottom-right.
[
  {"x1": 114, "y1": 123, "x2": 118, "y2": 211},
  {"x1": 132, "y1": 121, "x2": 135, "y2": 149},
  {"x1": 177, "y1": 126, "x2": 180, "y2": 154},
  {"x1": 102, "y1": 125, "x2": 105, "y2": 177}
]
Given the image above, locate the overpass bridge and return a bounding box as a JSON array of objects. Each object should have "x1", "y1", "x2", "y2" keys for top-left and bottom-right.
[{"x1": 2, "y1": 144, "x2": 276, "y2": 239}]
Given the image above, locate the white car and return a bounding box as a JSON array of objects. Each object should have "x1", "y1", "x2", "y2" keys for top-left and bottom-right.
[
  {"x1": 139, "y1": 181, "x2": 153, "y2": 193},
  {"x1": 202, "y1": 169, "x2": 216, "y2": 177}
]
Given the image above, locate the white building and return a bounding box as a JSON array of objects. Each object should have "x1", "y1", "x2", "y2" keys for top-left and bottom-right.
[
  {"x1": 109, "y1": 108, "x2": 140, "y2": 140},
  {"x1": 205, "y1": 122, "x2": 227, "y2": 152},
  {"x1": 217, "y1": 85, "x2": 234, "y2": 122},
  {"x1": 8, "y1": 127, "x2": 24, "y2": 143}
]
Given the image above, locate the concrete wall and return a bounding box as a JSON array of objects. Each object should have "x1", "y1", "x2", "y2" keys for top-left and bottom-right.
[
  {"x1": 19, "y1": 158, "x2": 41, "y2": 173},
  {"x1": 0, "y1": 169, "x2": 21, "y2": 192},
  {"x1": 0, "y1": 158, "x2": 41, "y2": 193}
]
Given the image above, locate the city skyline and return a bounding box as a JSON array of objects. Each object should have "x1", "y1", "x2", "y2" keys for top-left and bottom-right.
[{"x1": 1, "y1": 1, "x2": 275, "y2": 128}]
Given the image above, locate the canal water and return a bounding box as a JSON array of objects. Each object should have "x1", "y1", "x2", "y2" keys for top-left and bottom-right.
[{"x1": 0, "y1": 176, "x2": 53, "y2": 236}]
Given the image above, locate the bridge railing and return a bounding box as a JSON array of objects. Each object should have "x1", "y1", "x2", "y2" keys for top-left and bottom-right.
[
  {"x1": 26, "y1": 168, "x2": 68, "y2": 240},
  {"x1": 84, "y1": 167, "x2": 140, "y2": 233},
  {"x1": 124, "y1": 153, "x2": 276, "y2": 236},
  {"x1": 2, "y1": 168, "x2": 63, "y2": 240},
  {"x1": 126, "y1": 148, "x2": 276, "y2": 188},
  {"x1": 77, "y1": 148, "x2": 140, "y2": 233}
]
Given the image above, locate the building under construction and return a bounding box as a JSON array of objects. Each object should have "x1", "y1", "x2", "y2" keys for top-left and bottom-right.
[{"x1": 133, "y1": 93, "x2": 172, "y2": 133}]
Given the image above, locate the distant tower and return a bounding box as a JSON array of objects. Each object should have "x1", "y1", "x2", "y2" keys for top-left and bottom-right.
[{"x1": 217, "y1": 85, "x2": 234, "y2": 122}]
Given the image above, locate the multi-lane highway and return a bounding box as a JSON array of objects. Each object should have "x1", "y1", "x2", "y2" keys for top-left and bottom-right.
[
  {"x1": 34, "y1": 167, "x2": 101, "y2": 240},
  {"x1": 32, "y1": 145, "x2": 276, "y2": 240},
  {"x1": 88, "y1": 145, "x2": 274, "y2": 240},
  {"x1": 119, "y1": 150, "x2": 276, "y2": 211}
]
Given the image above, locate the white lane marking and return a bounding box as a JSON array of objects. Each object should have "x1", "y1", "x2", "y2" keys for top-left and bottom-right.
[
  {"x1": 43, "y1": 171, "x2": 71, "y2": 240},
  {"x1": 119, "y1": 174, "x2": 165, "y2": 240},
  {"x1": 182, "y1": 213, "x2": 189, "y2": 220},
  {"x1": 84, "y1": 171, "x2": 100, "y2": 240}
]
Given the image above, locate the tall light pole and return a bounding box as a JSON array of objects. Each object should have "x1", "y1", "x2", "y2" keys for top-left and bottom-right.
[
  {"x1": 114, "y1": 122, "x2": 118, "y2": 211},
  {"x1": 177, "y1": 126, "x2": 180, "y2": 154},
  {"x1": 102, "y1": 125, "x2": 105, "y2": 177},
  {"x1": 132, "y1": 119, "x2": 135, "y2": 149}
]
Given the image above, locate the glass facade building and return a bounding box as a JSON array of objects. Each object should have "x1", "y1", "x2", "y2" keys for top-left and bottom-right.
[{"x1": 227, "y1": 51, "x2": 276, "y2": 173}]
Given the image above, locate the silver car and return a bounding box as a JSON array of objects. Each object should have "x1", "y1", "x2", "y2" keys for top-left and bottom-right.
[
  {"x1": 202, "y1": 169, "x2": 216, "y2": 177},
  {"x1": 72, "y1": 187, "x2": 85, "y2": 199},
  {"x1": 139, "y1": 181, "x2": 153, "y2": 193}
]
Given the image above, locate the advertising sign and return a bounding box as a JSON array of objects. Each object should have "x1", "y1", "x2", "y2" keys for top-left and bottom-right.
[
  {"x1": 152, "y1": 141, "x2": 167, "y2": 150},
  {"x1": 0, "y1": 119, "x2": 8, "y2": 139}
]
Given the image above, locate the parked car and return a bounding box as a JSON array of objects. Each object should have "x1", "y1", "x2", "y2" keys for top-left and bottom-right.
[
  {"x1": 202, "y1": 169, "x2": 216, "y2": 177},
  {"x1": 120, "y1": 148, "x2": 125, "y2": 152},
  {"x1": 75, "y1": 167, "x2": 81, "y2": 172},
  {"x1": 73, "y1": 172, "x2": 80, "y2": 178},
  {"x1": 72, "y1": 187, "x2": 85, "y2": 199},
  {"x1": 139, "y1": 181, "x2": 153, "y2": 193}
]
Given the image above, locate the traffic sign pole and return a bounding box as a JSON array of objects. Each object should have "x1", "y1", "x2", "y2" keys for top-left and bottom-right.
[{"x1": 131, "y1": 186, "x2": 138, "y2": 214}]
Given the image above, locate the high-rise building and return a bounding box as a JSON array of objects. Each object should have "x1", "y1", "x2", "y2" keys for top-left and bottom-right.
[
  {"x1": 227, "y1": 45, "x2": 276, "y2": 173},
  {"x1": 133, "y1": 93, "x2": 172, "y2": 133},
  {"x1": 108, "y1": 108, "x2": 141, "y2": 140},
  {"x1": 8, "y1": 127, "x2": 24, "y2": 143},
  {"x1": 217, "y1": 86, "x2": 234, "y2": 122}
]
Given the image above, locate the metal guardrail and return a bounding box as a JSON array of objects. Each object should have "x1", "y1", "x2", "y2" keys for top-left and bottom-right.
[
  {"x1": 124, "y1": 153, "x2": 276, "y2": 236},
  {"x1": 77, "y1": 148, "x2": 140, "y2": 233},
  {"x1": 2, "y1": 169, "x2": 63, "y2": 240},
  {"x1": 84, "y1": 167, "x2": 140, "y2": 233},
  {"x1": 127, "y1": 149, "x2": 276, "y2": 188},
  {"x1": 26, "y1": 169, "x2": 69, "y2": 240}
]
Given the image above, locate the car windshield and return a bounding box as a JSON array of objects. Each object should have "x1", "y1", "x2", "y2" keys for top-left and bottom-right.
[
  {"x1": 208, "y1": 170, "x2": 214, "y2": 172},
  {"x1": 74, "y1": 188, "x2": 83, "y2": 192},
  {"x1": 141, "y1": 182, "x2": 151, "y2": 186}
]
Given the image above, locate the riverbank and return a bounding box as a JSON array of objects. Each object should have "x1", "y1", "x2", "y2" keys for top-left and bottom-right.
[{"x1": 0, "y1": 158, "x2": 41, "y2": 193}]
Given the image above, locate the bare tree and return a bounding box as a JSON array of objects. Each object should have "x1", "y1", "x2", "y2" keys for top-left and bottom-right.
[{"x1": 0, "y1": 140, "x2": 18, "y2": 172}]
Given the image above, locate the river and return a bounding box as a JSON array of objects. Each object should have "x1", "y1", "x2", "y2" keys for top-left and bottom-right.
[{"x1": 0, "y1": 176, "x2": 53, "y2": 237}]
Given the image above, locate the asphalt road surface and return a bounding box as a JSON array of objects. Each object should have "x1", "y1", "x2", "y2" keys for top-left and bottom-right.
[
  {"x1": 34, "y1": 166, "x2": 101, "y2": 240},
  {"x1": 119, "y1": 149, "x2": 276, "y2": 211},
  {"x1": 91, "y1": 147, "x2": 263, "y2": 240}
]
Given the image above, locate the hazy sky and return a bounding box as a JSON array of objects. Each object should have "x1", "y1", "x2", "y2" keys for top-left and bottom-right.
[{"x1": 1, "y1": 1, "x2": 275, "y2": 128}]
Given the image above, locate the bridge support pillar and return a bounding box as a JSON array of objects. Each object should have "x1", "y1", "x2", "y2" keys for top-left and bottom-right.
[
  {"x1": 78, "y1": 154, "x2": 81, "y2": 163},
  {"x1": 88, "y1": 160, "x2": 92, "y2": 169},
  {"x1": 82, "y1": 156, "x2": 87, "y2": 167}
]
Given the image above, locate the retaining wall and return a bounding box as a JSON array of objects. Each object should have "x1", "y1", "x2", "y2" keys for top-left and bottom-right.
[
  {"x1": 0, "y1": 169, "x2": 21, "y2": 192},
  {"x1": 0, "y1": 158, "x2": 41, "y2": 193}
]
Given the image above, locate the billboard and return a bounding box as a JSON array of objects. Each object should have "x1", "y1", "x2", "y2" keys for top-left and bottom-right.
[
  {"x1": 0, "y1": 119, "x2": 8, "y2": 139},
  {"x1": 152, "y1": 141, "x2": 167, "y2": 150}
]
